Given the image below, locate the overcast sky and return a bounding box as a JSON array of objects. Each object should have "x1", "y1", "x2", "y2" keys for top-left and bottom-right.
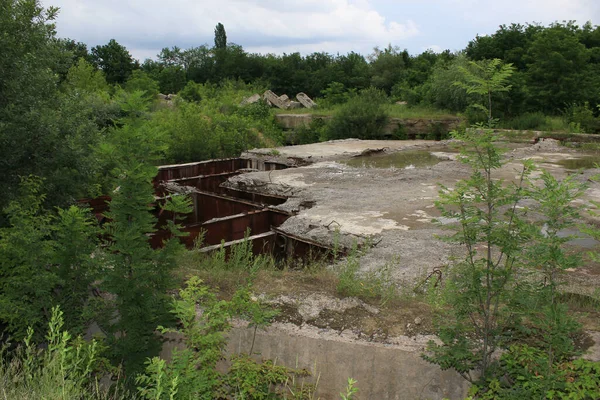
[{"x1": 43, "y1": 0, "x2": 600, "y2": 61}]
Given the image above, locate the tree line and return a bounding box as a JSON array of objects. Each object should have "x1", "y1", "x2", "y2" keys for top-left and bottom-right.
[
  {"x1": 67, "y1": 21, "x2": 600, "y2": 120},
  {"x1": 1, "y1": 0, "x2": 600, "y2": 398}
]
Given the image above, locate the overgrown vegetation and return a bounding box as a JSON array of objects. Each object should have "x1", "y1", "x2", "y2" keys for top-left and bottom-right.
[
  {"x1": 2, "y1": 0, "x2": 600, "y2": 398},
  {"x1": 422, "y1": 56, "x2": 600, "y2": 399}
]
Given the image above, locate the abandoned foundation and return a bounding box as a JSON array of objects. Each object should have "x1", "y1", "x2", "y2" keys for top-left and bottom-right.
[{"x1": 83, "y1": 137, "x2": 600, "y2": 400}]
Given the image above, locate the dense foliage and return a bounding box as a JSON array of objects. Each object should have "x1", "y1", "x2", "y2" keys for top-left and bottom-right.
[{"x1": 1, "y1": 0, "x2": 600, "y2": 398}]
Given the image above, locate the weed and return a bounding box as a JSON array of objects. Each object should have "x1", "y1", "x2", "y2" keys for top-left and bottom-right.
[
  {"x1": 340, "y1": 378, "x2": 359, "y2": 400},
  {"x1": 335, "y1": 243, "x2": 399, "y2": 305}
]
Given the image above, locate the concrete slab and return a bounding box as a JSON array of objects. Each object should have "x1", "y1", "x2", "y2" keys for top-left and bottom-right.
[
  {"x1": 230, "y1": 139, "x2": 600, "y2": 292},
  {"x1": 245, "y1": 139, "x2": 433, "y2": 159}
]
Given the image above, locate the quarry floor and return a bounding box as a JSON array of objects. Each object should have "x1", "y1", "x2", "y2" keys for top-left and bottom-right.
[
  {"x1": 203, "y1": 138, "x2": 600, "y2": 398},
  {"x1": 235, "y1": 139, "x2": 600, "y2": 292}
]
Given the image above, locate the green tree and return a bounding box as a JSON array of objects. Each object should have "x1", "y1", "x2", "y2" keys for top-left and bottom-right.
[
  {"x1": 94, "y1": 93, "x2": 189, "y2": 375},
  {"x1": 53, "y1": 205, "x2": 100, "y2": 334},
  {"x1": 0, "y1": 176, "x2": 101, "y2": 339},
  {"x1": 525, "y1": 24, "x2": 590, "y2": 113},
  {"x1": 326, "y1": 88, "x2": 389, "y2": 140},
  {"x1": 125, "y1": 70, "x2": 160, "y2": 101},
  {"x1": 0, "y1": 177, "x2": 57, "y2": 339},
  {"x1": 368, "y1": 45, "x2": 407, "y2": 93},
  {"x1": 0, "y1": 0, "x2": 104, "y2": 212},
  {"x1": 157, "y1": 65, "x2": 187, "y2": 94},
  {"x1": 64, "y1": 58, "x2": 109, "y2": 93},
  {"x1": 425, "y1": 54, "x2": 470, "y2": 113},
  {"x1": 214, "y1": 22, "x2": 227, "y2": 50},
  {"x1": 454, "y1": 58, "x2": 515, "y2": 124},
  {"x1": 90, "y1": 39, "x2": 137, "y2": 84},
  {"x1": 424, "y1": 129, "x2": 534, "y2": 381}
]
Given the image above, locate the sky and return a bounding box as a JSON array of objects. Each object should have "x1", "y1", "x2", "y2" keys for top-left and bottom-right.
[{"x1": 43, "y1": 0, "x2": 600, "y2": 61}]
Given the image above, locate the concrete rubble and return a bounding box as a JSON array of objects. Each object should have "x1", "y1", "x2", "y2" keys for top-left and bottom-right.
[
  {"x1": 239, "y1": 93, "x2": 261, "y2": 106},
  {"x1": 263, "y1": 90, "x2": 289, "y2": 109},
  {"x1": 296, "y1": 92, "x2": 317, "y2": 108},
  {"x1": 247, "y1": 90, "x2": 318, "y2": 110}
]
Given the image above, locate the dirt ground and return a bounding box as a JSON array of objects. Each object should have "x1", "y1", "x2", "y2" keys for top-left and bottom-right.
[{"x1": 222, "y1": 138, "x2": 600, "y2": 357}]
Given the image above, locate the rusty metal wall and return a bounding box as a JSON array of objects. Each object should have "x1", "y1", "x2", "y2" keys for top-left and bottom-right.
[{"x1": 155, "y1": 158, "x2": 249, "y2": 183}]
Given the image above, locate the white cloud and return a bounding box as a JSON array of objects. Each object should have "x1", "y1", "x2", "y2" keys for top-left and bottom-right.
[
  {"x1": 46, "y1": 0, "x2": 420, "y2": 59},
  {"x1": 42, "y1": 0, "x2": 600, "y2": 60},
  {"x1": 446, "y1": 0, "x2": 599, "y2": 26},
  {"x1": 422, "y1": 44, "x2": 443, "y2": 53}
]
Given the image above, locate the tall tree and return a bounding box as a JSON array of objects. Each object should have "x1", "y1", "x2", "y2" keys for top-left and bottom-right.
[
  {"x1": 0, "y1": 0, "x2": 102, "y2": 213},
  {"x1": 214, "y1": 22, "x2": 227, "y2": 50},
  {"x1": 525, "y1": 23, "x2": 590, "y2": 113},
  {"x1": 90, "y1": 39, "x2": 137, "y2": 84},
  {"x1": 94, "y1": 92, "x2": 189, "y2": 375}
]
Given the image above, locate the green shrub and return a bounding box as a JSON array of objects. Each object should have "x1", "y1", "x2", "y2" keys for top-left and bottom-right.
[
  {"x1": 0, "y1": 307, "x2": 116, "y2": 400},
  {"x1": 179, "y1": 81, "x2": 204, "y2": 103},
  {"x1": 320, "y1": 81, "x2": 355, "y2": 108},
  {"x1": 426, "y1": 122, "x2": 449, "y2": 140},
  {"x1": 326, "y1": 87, "x2": 389, "y2": 140},
  {"x1": 502, "y1": 111, "x2": 548, "y2": 130},
  {"x1": 500, "y1": 112, "x2": 572, "y2": 132},
  {"x1": 470, "y1": 345, "x2": 600, "y2": 399},
  {"x1": 564, "y1": 102, "x2": 600, "y2": 133},
  {"x1": 294, "y1": 117, "x2": 328, "y2": 144}
]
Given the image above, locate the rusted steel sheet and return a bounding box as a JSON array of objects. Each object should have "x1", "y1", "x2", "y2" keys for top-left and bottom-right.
[
  {"x1": 155, "y1": 158, "x2": 251, "y2": 183},
  {"x1": 77, "y1": 195, "x2": 111, "y2": 222},
  {"x1": 165, "y1": 172, "x2": 241, "y2": 194},
  {"x1": 191, "y1": 191, "x2": 260, "y2": 224},
  {"x1": 200, "y1": 209, "x2": 290, "y2": 246},
  {"x1": 271, "y1": 227, "x2": 341, "y2": 260},
  {"x1": 221, "y1": 187, "x2": 288, "y2": 206},
  {"x1": 198, "y1": 231, "x2": 276, "y2": 255},
  {"x1": 150, "y1": 208, "x2": 291, "y2": 250}
]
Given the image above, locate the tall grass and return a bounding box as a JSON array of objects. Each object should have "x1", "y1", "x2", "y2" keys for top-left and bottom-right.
[
  {"x1": 500, "y1": 112, "x2": 570, "y2": 132},
  {"x1": 273, "y1": 103, "x2": 456, "y2": 119},
  {"x1": 0, "y1": 307, "x2": 129, "y2": 400}
]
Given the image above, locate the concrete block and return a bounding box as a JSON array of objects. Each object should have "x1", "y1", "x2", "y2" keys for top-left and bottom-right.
[
  {"x1": 297, "y1": 92, "x2": 317, "y2": 109},
  {"x1": 240, "y1": 94, "x2": 261, "y2": 106},
  {"x1": 263, "y1": 90, "x2": 289, "y2": 109}
]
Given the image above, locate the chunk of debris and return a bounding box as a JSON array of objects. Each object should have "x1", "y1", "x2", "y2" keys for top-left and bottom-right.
[
  {"x1": 296, "y1": 92, "x2": 317, "y2": 109},
  {"x1": 240, "y1": 93, "x2": 261, "y2": 106},
  {"x1": 288, "y1": 101, "x2": 302, "y2": 109},
  {"x1": 263, "y1": 90, "x2": 289, "y2": 109},
  {"x1": 353, "y1": 147, "x2": 388, "y2": 157}
]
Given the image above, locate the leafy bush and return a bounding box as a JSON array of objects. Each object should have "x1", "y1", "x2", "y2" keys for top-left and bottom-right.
[
  {"x1": 470, "y1": 345, "x2": 600, "y2": 399},
  {"x1": 320, "y1": 82, "x2": 356, "y2": 108},
  {"x1": 501, "y1": 111, "x2": 549, "y2": 130},
  {"x1": 326, "y1": 87, "x2": 389, "y2": 140},
  {"x1": 0, "y1": 307, "x2": 114, "y2": 400},
  {"x1": 293, "y1": 117, "x2": 328, "y2": 145},
  {"x1": 564, "y1": 102, "x2": 600, "y2": 133},
  {"x1": 178, "y1": 80, "x2": 204, "y2": 103},
  {"x1": 125, "y1": 70, "x2": 160, "y2": 102}
]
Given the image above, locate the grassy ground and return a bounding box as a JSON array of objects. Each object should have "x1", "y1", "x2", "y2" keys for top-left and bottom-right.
[{"x1": 272, "y1": 104, "x2": 458, "y2": 119}]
